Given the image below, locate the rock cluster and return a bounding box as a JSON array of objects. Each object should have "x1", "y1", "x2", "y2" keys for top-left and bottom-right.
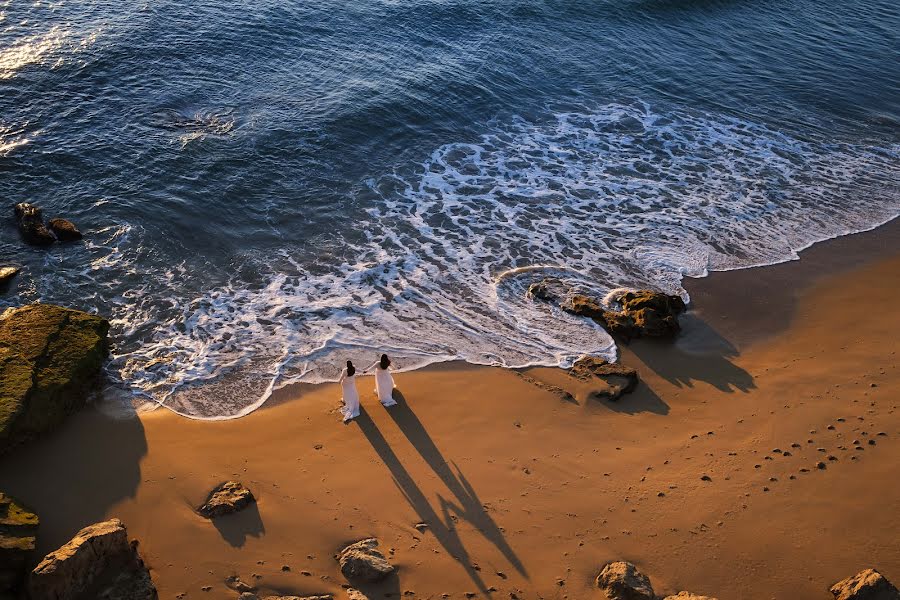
[
  {"x1": 337, "y1": 538, "x2": 395, "y2": 583},
  {"x1": 830, "y1": 568, "x2": 900, "y2": 600},
  {"x1": 596, "y1": 561, "x2": 718, "y2": 600},
  {"x1": 0, "y1": 303, "x2": 110, "y2": 454},
  {"x1": 570, "y1": 356, "x2": 639, "y2": 400},
  {"x1": 198, "y1": 481, "x2": 256, "y2": 518},
  {"x1": 0, "y1": 492, "x2": 38, "y2": 597},
  {"x1": 28, "y1": 518, "x2": 156, "y2": 600},
  {"x1": 563, "y1": 289, "x2": 686, "y2": 341},
  {"x1": 14, "y1": 203, "x2": 83, "y2": 246}
]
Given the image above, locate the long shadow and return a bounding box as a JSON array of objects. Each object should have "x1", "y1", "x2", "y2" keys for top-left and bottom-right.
[
  {"x1": 386, "y1": 391, "x2": 528, "y2": 579},
  {"x1": 591, "y1": 380, "x2": 670, "y2": 415},
  {"x1": 210, "y1": 500, "x2": 265, "y2": 547},
  {"x1": 623, "y1": 314, "x2": 755, "y2": 393},
  {"x1": 354, "y1": 408, "x2": 491, "y2": 595}
]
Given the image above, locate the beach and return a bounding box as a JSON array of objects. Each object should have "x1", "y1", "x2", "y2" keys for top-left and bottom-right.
[{"x1": 1, "y1": 220, "x2": 897, "y2": 599}]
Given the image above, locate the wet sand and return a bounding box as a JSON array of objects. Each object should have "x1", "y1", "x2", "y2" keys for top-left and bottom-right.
[{"x1": 1, "y1": 220, "x2": 898, "y2": 600}]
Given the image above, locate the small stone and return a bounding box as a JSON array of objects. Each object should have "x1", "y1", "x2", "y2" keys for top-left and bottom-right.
[
  {"x1": 816, "y1": 462, "x2": 826, "y2": 470},
  {"x1": 700, "y1": 475, "x2": 712, "y2": 481}
]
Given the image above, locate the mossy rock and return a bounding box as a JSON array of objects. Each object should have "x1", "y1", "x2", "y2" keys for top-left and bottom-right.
[{"x1": 0, "y1": 304, "x2": 109, "y2": 454}]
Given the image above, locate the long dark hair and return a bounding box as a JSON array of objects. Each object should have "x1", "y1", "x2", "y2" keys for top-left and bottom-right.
[
  {"x1": 380, "y1": 354, "x2": 390, "y2": 370},
  {"x1": 346, "y1": 360, "x2": 355, "y2": 377}
]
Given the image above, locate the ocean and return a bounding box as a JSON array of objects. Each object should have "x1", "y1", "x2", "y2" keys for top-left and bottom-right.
[{"x1": 1, "y1": 0, "x2": 898, "y2": 418}]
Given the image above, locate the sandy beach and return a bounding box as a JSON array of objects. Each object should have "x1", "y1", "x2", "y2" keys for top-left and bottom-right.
[{"x1": 1, "y1": 221, "x2": 898, "y2": 600}]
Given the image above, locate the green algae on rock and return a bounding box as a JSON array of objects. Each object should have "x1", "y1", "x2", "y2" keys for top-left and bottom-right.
[{"x1": 0, "y1": 304, "x2": 109, "y2": 454}]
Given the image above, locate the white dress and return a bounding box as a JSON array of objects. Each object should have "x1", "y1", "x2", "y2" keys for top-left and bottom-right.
[
  {"x1": 339, "y1": 368, "x2": 360, "y2": 422},
  {"x1": 373, "y1": 366, "x2": 397, "y2": 406}
]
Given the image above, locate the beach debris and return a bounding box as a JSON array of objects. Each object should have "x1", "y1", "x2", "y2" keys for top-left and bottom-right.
[
  {"x1": 337, "y1": 538, "x2": 395, "y2": 583},
  {"x1": 0, "y1": 492, "x2": 38, "y2": 597},
  {"x1": 27, "y1": 518, "x2": 157, "y2": 600},
  {"x1": 829, "y1": 568, "x2": 900, "y2": 600},
  {"x1": 47, "y1": 218, "x2": 83, "y2": 242},
  {"x1": 0, "y1": 304, "x2": 110, "y2": 455},
  {"x1": 569, "y1": 356, "x2": 639, "y2": 400},
  {"x1": 0, "y1": 267, "x2": 19, "y2": 286},
  {"x1": 596, "y1": 561, "x2": 655, "y2": 600},
  {"x1": 198, "y1": 481, "x2": 255, "y2": 518}
]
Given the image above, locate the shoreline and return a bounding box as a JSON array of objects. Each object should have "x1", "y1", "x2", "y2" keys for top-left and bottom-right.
[{"x1": 1, "y1": 219, "x2": 898, "y2": 599}]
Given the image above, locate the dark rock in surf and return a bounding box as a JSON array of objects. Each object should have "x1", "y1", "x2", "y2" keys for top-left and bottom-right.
[
  {"x1": 830, "y1": 568, "x2": 900, "y2": 600},
  {"x1": 48, "y1": 218, "x2": 83, "y2": 242},
  {"x1": 0, "y1": 267, "x2": 19, "y2": 286},
  {"x1": 527, "y1": 279, "x2": 563, "y2": 303},
  {"x1": 0, "y1": 304, "x2": 110, "y2": 455},
  {"x1": 337, "y1": 538, "x2": 395, "y2": 583},
  {"x1": 198, "y1": 481, "x2": 255, "y2": 518},
  {"x1": 13, "y1": 203, "x2": 55, "y2": 246},
  {"x1": 562, "y1": 289, "x2": 685, "y2": 341},
  {"x1": 0, "y1": 492, "x2": 39, "y2": 597},
  {"x1": 570, "y1": 356, "x2": 639, "y2": 400}
]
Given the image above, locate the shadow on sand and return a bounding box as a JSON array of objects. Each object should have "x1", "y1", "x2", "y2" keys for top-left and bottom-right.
[
  {"x1": 210, "y1": 500, "x2": 265, "y2": 548},
  {"x1": 354, "y1": 398, "x2": 527, "y2": 595}
]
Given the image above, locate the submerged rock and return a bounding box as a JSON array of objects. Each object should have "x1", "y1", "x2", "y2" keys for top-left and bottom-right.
[
  {"x1": 198, "y1": 481, "x2": 255, "y2": 518},
  {"x1": 570, "y1": 356, "x2": 639, "y2": 400},
  {"x1": 48, "y1": 218, "x2": 83, "y2": 242},
  {"x1": 0, "y1": 492, "x2": 39, "y2": 597},
  {"x1": 596, "y1": 561, "x2": 655, "y2": 600},
  {"x1": 830, "y1": 568, "x2": 900, "y2": 600},
  {"x1": 0, "y1": 267, "x2": 19, "y2": 286},
  {"x1": 0, "y1": 304, "x2": 110, "y2": 454},
  {"x1": 28, "y1": 518, "x2": 157, "y2": 600},
  {"x1": 337, "y1": 538, "x2": 395, "y2": 583},
  {"x1": 14, "y1": 203, "x2": 55, "y2": 246}
]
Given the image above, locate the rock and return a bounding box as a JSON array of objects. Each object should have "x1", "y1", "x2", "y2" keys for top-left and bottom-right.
[
  {"x1": 260, "y1": 596, "x2": 334, "y2": 600},
  {"x1": 0, "y1": 304, "x2": 110, "y2": 454},
  {"x1": 570, "y1": 356, "x2": 639, "y2": 400},
  {"x1": 198, "y1": 481, "x2": 255, "y2": 518},
  {"x1": 596, "y1": 561, "x2": 655, "y2": 600},
  {"x1": 346, "y1": 591, "x2": 368, "y2": 600},
  {"x1": 0, "y1": 267, "x2": 19, "y2": 286},
  {"x1": 527, "y1": 279, "x2": 562, "y2": 303},
  {"x1": 28, "y1": 518, "x2": 157, "y2": 600},
  {"x1": 337, "y1": 538, "x2": 395, "y2": 583},
  {"x1": 563, "y1": 289, "x2": 685, "y2": 341},
  {"x1": 225, "y1": 575, "x2": 255, "y2": 592},
  {"x1": 14, "y1": 203, "x2": 56, "y2": 246},
  {"x1": 830, "y1": 568, "x2": 900, "y2": 600},
  {"x1": 663, "y1": 593, "x2": 719, "y2": 600},
  {"x1": 47, "y1": 218, "x2": 83, "y2": 242},
  {"x1": 0, "y1": 492, "x2": 38, "y2": 596}
]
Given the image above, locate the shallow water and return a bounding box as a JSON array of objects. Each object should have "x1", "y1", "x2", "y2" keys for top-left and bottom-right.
[{"x1": 1, "y1": 0, "x2": 898, "y2": 417}]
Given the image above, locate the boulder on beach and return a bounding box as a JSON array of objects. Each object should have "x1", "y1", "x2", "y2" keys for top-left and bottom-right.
[
  {"x1": 14, "y1": 202, "x2": 55, "y2": 246},
  {"x1": 830, "y1": 568, "x2": 900, "y2": 600},
  {"x1": 0, "y1": 492, "x2": 39, "y2": 597},
  {"x1": 28, "y1": 518, "x2": 157, "y2": 600},
  {"x1": 570, "y1": 356, "x2": 639, "y2": 400},
  {"x1": 662, "y1": 593, "x2": 719, "y2": 600},
  {"x1": 198, "y1": 481, "x2": 255, "y2": 518},
  {"x1": 337, "y1": 538, "x2": 395, "y2": 583},
  {"x1": 0, "y1": 267, "x2": 19, "y2": 286},
  {"x1": 0, "y1": 303, "x2": 110, "y2": 454},
  {"x1": 48, "y1": 218, "x2": 84, "y2": 242},
  {"x1": 558, "y1": 289, "x2": 686, "y2": 341},
  {"x1": 596, "y1": 561, "x2": 655, "y2": 600}
]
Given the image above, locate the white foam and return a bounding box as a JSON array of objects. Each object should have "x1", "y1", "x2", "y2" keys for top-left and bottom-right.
[{"x1": 94, "y1": 102, "x2": 898, "y2": 419}]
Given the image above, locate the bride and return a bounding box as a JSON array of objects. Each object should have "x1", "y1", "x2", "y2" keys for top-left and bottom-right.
[
  {"x1": 338, "y1": 360, "x2": 360, "y2": 422},
  {"x1": 366, "y1": 354, "x2": 398, "y2": 407}
]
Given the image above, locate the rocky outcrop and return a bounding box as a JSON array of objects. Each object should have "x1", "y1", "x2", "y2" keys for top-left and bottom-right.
[
  {"x1": 28, "y1": 518, "x2": 156, "y2": 600},
  {"x1": 14, "y1": 203, "x2": 56, "y2": 246},
  {"x1": 596, "y1": 561, "x2": 655, "y2": 600},
  {"x1": 0, "y1": 492, "x2": 38, "y2": 597},
  {"x1": 0, "y1": 267, "x2": 19, "y2": 286},
  {"x1": 570, "y1": 356, "x2": 639, "y2": 400},
  {"x1": 47, "y1": 218, "x2": 83, "y2": 242},
  {"x1": 198, "y1": 481, "x2": 255, "y2": 518},
  {"x1": 554, "y1": 289, "x2": 686, "y2": 341},
  {"x1": 0, "y1": 304, "x2": 109, "y2": 454},
  {"x1": 830, "y1": 568, "x2": 900, "y2": 600},
  {"x1": 662, "y1": 593, "x2": 719, "y2": 600},
  {"x1": 337, "y1": 538, "x2": 395, "y2": 583}
]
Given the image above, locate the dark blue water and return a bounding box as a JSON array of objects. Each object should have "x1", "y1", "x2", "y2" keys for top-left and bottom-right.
[{"x1": 2, "y1": 0, "x2": 898, "y2": 417}]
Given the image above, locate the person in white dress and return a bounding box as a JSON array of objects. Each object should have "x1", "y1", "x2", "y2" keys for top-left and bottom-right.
[
  {"x1": 365, "y1": 353, "x2": 398, "y2": 407},
  {"x1": 339, "y1": 360, "x2": 360, "y2": 422}
]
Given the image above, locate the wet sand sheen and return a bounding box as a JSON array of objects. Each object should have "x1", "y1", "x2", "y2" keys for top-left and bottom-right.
[{"x1": 0, "y1": 222, "x2": 898, "y2": 600}]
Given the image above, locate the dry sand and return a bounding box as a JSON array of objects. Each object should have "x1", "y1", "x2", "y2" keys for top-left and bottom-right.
[{"x1": 1, "y1": 222, "x2": 898, "y2": 600}]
